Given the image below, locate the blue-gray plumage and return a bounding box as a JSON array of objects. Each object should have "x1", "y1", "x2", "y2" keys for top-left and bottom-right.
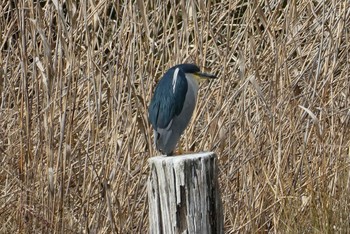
[{"x1": 148, "y1": 64, "x2": 216, "y2": 156}]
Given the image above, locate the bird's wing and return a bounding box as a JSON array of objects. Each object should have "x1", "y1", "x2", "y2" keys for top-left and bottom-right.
[{"x1": 148, "y1": 69, "x2": 188, "y2": 130}]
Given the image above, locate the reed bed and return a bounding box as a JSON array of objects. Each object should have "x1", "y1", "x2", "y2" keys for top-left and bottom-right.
[{"x1": 0, "y1": 0, "x2": 349, "y2": 233}]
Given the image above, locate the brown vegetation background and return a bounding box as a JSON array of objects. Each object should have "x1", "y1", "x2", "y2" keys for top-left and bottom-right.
[{"x1": 1, "y1": 0, "x2": 349, "y2": 233}]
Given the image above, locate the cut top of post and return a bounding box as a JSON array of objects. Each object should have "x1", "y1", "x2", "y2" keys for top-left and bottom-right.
[{"x1": 148, "y1": 151, "x2": 216, "y2": 163}]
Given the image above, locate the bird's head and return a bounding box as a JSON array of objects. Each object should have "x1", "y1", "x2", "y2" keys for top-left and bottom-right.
[{"x1": 174, "y1": 64, "x2": 217, "y2": 84}]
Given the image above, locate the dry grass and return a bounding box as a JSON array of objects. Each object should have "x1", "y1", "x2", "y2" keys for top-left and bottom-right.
[{"x1": 0, "y1": 0, "x2": 349, "y2": 233}]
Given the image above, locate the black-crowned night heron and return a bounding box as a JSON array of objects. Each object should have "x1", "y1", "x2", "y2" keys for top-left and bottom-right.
[{"x1": 148, "y1": 63, "x2": 216, "y2": 156}]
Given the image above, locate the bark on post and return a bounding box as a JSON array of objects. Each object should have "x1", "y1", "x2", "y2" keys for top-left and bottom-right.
[{"x1": 148, "y1": 152, "x2": 223, "y2": 234}]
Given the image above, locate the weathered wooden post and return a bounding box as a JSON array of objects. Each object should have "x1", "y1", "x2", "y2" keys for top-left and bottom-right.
[{"x1": 148, "y1": 152, "x2": 223, "y2": 234}]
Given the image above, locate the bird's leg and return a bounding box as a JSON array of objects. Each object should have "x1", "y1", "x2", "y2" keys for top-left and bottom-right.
[
  {"x1": 178, "y1": 142, "x2": 184, "y2": 155},
  {"x1": 174, "y1": 140, "x2": 196, "y2": 155},
  {"x1": 172, "y1": 141, "x2": 184, "y2": 156}
]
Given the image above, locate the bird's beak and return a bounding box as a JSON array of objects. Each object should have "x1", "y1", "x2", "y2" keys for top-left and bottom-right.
[{"x1": 195, "y1": 72, "x2": 217, "y2": 81}]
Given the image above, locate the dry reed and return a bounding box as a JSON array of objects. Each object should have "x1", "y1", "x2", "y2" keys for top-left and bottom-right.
[{"x1": 0, "y1": 0, "x2": 349, "y2": 233}]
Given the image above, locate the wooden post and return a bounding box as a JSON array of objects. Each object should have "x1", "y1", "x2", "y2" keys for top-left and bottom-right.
[{"x1": 148, "y1": 152, "x2": 223, "y2": 234}]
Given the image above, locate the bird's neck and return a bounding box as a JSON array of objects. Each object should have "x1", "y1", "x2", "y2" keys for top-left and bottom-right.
[{"x1": 185, "y1": 74, "x2": 199, "y2": 93}]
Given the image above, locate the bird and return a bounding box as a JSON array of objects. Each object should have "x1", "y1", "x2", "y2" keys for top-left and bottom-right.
[{"x1": 148, "y1": 63, "x2": 217, "y2": 156}]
